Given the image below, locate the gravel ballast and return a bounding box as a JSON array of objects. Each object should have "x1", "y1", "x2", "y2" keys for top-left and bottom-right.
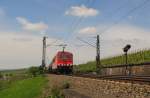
[{"x1": 47, "y1": 74, "x2": 150, "y2": 98}]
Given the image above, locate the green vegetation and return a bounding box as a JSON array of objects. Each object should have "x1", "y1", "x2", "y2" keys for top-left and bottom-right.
[
  {"x1": 47, "y1": 81, "x2": 70, "y2": 98},
  {"x1": 28, "y1": 66, "x2": 46, "y2": 77},
  {"x1": 62, "y1": 81, "x2": 70, "y2": 89},
  {"x1": 101, "y1": 49, "x2": 150, "y2": 66},
  {"x1": 1, "y1": 69, "x2": 27, "y2": 75},
  {"x1": 0, "y1": 80, "x2": 9, "y2": 90},
  {"x1": 0, "y1": 69, "x2": 28, "y2": 90},
  {"x1": 50, "y1": 86, "x2": 65, "y2": 98},
  {"x1": 75, "y1": 49, "x2": 150, "y2": 73},
  {"x1": 74, "y1": 62, "x2": 97, "y2": 73},
  {"x1": 0, "y1": 72, "x2": 2, "y2": 78},
  {"x1": 0, "y1": 66, "x2": 46, "y2": 98},
  {"x1": 28, "y1": 66, "x2": 39, "y2": 77},
  {"x1": 0, "y1": 76, "x2": 47, "y2": 98}
]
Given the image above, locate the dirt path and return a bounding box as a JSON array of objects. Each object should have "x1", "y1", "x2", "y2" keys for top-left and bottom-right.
[{"x1": 63, "y1": 89, "x2": 91, "y2": 98}]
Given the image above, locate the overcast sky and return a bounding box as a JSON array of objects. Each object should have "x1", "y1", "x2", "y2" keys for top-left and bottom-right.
[{"x1": 0, "y1": 0, "x2": 150, "y2": 69}]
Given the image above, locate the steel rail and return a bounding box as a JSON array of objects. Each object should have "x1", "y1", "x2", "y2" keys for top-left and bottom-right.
[{"x1": 71, "y1": 74, "x2": 150, "y2": 84}]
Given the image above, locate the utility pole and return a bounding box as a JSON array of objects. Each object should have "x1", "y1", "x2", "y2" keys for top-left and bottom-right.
[
  {"x1": 76, "y1": 36, "x2": 101, "y2": 72},
  {"x1": 96, "y1": 35, "x2": 101, "y2": 73},
  {"x1": 41, "y1": 36, "x2": 47, "y2": 68}
]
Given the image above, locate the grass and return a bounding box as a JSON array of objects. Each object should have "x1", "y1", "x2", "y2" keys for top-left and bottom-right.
[
  {"x1": 1, "y1": 69, "x2": 27, "y2": 75},
  {"x1": 0, "y1": 68, "x2": 31, "y2": 90},
  {"x1": 0, "y1": 76, "x2": 47, "y2": 98},
  {"x1": 74, "y1": 62, "x2": 97, "y2": 73},
  {"x1": 47, "y1": 81, "x2": 70, "y2": 98},
  {"x1": 75, "y1": 49, "x2": 150, "y2": 73},
  {"x1": 50, "y1": 85, "x2": 65, "y2": 98}
]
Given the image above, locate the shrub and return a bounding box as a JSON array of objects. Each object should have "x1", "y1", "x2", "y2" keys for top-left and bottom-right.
[
  {"x1": 39, "y1": 66, "x2": 45, "y2": 75},
  {"x1": 62, "y1": 81, "x2": 70, "y2": 89},
  {"x1": 0, "y1": 72, "x2": 3, "y2": 79},
  {"x1": 28, "y1": 66, "x2": 41, "y2": 77},
  {"x1": 50, "y1": 85, "x2": 65, "y2": 98}
]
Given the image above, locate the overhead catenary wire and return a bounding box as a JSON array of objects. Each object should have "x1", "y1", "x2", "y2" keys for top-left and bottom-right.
[
  {"x1": 76, "y1": 0, "x2": 150, "y2": 48},
  {"x1": 99, "y1": 0, "x2": 150, "y2": 35},
  {"x1": 70, "y1": 0, "x2": 131, "y2": 48},
  {"x1": 64, "y1": 0, "x2": 97, "y2": 49},
  {"x1": 46, "y1": 0, "x2": 150, "y2": 63},
  {"x1": 64, "y1": 0, "x2": 96, "y2": 41},
  {"x1": 66, "y1": 0, "x2": 130, "y2": 41},
  {"x1": 68, "y1": 0, "x2": 94, "y2": 31},
  {"x1": 46, "y1": 39, "x2": 61, "y2": 47},
  {"x1": 76, "y1": 37, "x2": 96, "y2": 48},
  {"x1": 105, "y1": 0, "x2": 130, "y2": 19}
]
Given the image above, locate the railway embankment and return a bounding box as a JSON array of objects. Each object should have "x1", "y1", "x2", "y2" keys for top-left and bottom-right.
[{"x1": 47, "y1": 74, "x2": 150, "y2": 98}]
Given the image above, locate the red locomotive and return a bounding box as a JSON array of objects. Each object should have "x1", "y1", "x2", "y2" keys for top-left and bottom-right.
[{"x1": 49, "y1": 51, "x2": 73, "y2": 74}]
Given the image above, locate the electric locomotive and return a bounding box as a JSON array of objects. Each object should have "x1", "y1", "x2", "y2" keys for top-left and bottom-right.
[{"x1": 49, "y1": 50, "x2": 73, "y2": 74}]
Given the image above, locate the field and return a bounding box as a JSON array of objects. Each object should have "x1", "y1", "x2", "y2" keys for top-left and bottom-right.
[
  {"x1": 0, "y1": 67, "x2": 48, "y2": 98},
  {"x1": 0, "y1": 69, "x2": 28, "y2": 90},
  {"x1": 75, "y1": 49, "x2": 150, "y2": 72},
  {"x1": 0, "y1": 76, "x2": 47, "y2": 98}
]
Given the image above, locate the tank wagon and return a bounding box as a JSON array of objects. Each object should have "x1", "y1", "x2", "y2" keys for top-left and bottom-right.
[{"x1": 48, "y1": 51, "x2": 73, "y2": 74}]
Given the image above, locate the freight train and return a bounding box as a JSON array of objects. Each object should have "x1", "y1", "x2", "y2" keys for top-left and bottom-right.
[{"x1": 48, "y1": 51, "x2": 73, "y2": 74}]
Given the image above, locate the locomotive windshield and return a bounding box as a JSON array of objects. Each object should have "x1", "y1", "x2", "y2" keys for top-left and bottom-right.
[
  {"x1": 59, "y1": 53, "x2": 72, "y2": 60},
  {"x1": 58, "y1": 53, "x2": 72, "y2": 60}
]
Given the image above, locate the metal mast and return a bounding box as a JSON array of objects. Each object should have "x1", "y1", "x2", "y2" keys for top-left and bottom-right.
[
  {"x1": 41, "y1": 36, "x2": 47, "y2": 68},
  {"x1": 96, "y1": 35, "x2": 101, "y2": 72}
]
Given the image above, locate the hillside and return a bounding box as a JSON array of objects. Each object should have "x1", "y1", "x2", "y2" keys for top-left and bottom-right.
[{"x1": 75, "y1": 49, "x2": 150, "y2": 72}]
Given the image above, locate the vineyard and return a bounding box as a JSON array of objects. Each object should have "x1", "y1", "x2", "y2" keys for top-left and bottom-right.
[{"x1": 75, "y1": 49, "x2": 150, "y2": 72}]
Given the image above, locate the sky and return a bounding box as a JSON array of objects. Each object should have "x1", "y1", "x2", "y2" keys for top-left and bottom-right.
[{"x1": 0, "y1": 0, "x2": 150, "y2": 69}]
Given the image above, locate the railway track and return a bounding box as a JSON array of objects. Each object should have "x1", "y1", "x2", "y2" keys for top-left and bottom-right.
[{"x1": 72, "y1": 74, "x2": 150, "y2": 84}]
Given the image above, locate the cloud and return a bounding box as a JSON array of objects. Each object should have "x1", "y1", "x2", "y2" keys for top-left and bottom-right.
[
  {"x1": 102, "y1": 25, "x2": 150, "y2": 41},
  {"x1": 99, "y1": 24, "x2": 150, "y2": 57},
  {"x1": 0, "y1": 32, "x2": 63, "y2": 70},
  {"x1": 65, "y1": 5, "x2": 99, "y2": 17},
  {"x1": 75, "y1": 24, "x2": 150, "y2": 60},
  {"x1": 78, "y1": 26, "x2": 97, "y2": 34},
  {"x1": 13, "y1": 37, "x2": 33, "y2": 42},
  {"x1": 16, "y1": 17, "x2": 48, "y2": 32},
  {"x1": 0, "y1": 31, "x2": 96, "y2": 69},
  {"x1": 1, "y1": 24, "x2": 150, "y2": 70}
]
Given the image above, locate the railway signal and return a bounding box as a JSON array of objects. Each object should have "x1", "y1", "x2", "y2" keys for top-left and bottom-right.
[{"x1": 123, "y1": 44, "x2": 131, "y2": 75}]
